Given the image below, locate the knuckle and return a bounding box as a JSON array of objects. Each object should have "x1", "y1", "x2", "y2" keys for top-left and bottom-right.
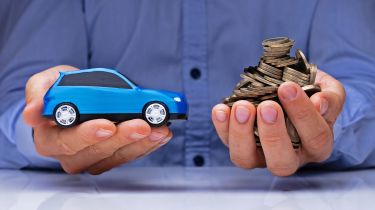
[
  {"x1": 305, "y1": 130, "x2": 332, "y2": 151},
  {"x1": 114, "y1": 136, "x2": 131, "y2": 148},
  {"x1": 113, "y1": 149, "x2": 132, "y2": 163},
  {"x1": 57, "y1": 141, "x2": 77, "y2": 155},
  {"x1": 294, "y1": 106, "x2": 314, "y2": 122},
  {"x1": 261, "y1": 134, "x2": 283, "y2": 145},
  {"x1": 268, "y1": 162, "x2": 298, "y2": 177},
  {"x1": 80, "y1": 135, "x2": 100, "y2": 147},
  {"x1": 230, "y1": 155, "x2": 257, "y2": 169},
  {"x1": 60, "y1": 162, "x2": 81, "y2": 175},
  {"x1": 87, "y1": 145, "x2": 113, "y2": 158}
]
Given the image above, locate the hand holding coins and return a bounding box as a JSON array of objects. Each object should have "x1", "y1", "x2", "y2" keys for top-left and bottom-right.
[
  {"x1": 223, "y1": 37, "x2": 321, "y2": 148},
  {"x1": 212, "y1": 37, "x2": 345, "y2": 176}
]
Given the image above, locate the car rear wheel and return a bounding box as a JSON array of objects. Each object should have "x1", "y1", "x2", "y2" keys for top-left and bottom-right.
[
  {"x1": 143, "y1": 102, "x2": 169, "y2": 127},
  {"x1": 54, "y1": 103, "x2": 79, "y2": 128}
]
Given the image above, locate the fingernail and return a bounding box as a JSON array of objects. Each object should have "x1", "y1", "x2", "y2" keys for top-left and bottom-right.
[
  {"x1": 215, "y1": 110, "x2": 227, "y2": 122},
  {"x1": 96, "y1": 129, "x2": 113, "y2": 138},
  {"x1": 320, "y1": 98, "x2": 329, "y2": 115},
  {"x1": 260, "y1": 105, "x2": 278, "y2": 124},
  {"x1": 280, "y1": 84, "x2": 297, "y2": 101},
  {"x1": 130, "y1": 133, "x2": 147, "y2": 140},
  {"x1": 235, "y1": 105, "x2": 250, "y2": 124},
  {"x1": 149, "y1": 132, "x2": 167, "y2": 141}
]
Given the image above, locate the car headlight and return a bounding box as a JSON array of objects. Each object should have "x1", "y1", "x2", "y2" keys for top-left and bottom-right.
[{"x1": 173, "y1": 97, "x2": 181, "y2": 102}]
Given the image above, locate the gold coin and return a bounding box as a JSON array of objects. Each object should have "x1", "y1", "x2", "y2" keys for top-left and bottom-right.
[
  {"x1": 257, "y1": 66, "x2": 282, "y2": 80},
  {"x1": 296, "y1": 49, "x2": 310, "y2": 73},
  {"x1": 309, "y1": 64, "x2": 318, "y2": 84},
  {"x1": 263, "y1": 75, "x2": 284, "y2": 85},
  {"x1": 262, "y1": 37, "x2": 289, "y2": 46},
  {"x1": 284, "y1": 66, "x2": 310, "y2": 80}
]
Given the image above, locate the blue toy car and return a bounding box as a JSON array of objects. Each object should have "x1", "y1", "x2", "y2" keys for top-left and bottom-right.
[{"x1": 43, "y1": 68, "x2": 188, "y2": 127}]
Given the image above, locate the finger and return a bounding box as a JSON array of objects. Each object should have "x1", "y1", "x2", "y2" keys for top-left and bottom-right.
[
  {"x1": 142, "y1": 131, "x2": 173, "y2": 157},
  {"x1": 278, "y1": 82, "x2": 333, "y2": 162},
  {"x1": 310, "y1": 91, "x2": 343, "y2": 127},
  {"x1": 212, "y1": 104, "x2": 231, "y2": 146},
  {"x1": 315, "y1": 70, "x2": 346, "y2": 103},
  {"x1": 34, "y1": 119, "x2": 116, "y2": 157},
  {"x1": 257, "y1": 101, "x2": 299, "y2": 176},
  {"x1": 228, "y1": 100, "x2": 263, "y2": 169},
  {"x1": 58, "y1": 120, "x2": 164, "y2": 174},
  {"x1": 313, "y1": 70, "x2": 345, "y2": 125},
  {"x1": 86, "y1": 126, "x2": 171, "y2": 175},
  {"x1": 23, "y1": 65, "x2": 78, "y2": 126}
]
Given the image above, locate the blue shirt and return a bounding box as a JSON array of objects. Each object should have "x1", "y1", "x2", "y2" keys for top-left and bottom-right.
[{"x1": 0, "y1": 0, "x2": 375, "y2": 169}]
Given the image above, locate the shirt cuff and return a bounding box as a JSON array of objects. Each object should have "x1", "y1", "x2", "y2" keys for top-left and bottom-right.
[{"x1": 14, "y1": 101, "x2": 60, "y2": 169}]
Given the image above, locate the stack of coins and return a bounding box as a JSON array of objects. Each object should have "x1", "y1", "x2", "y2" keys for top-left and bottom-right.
[{"x1": 222, "y1": 37, "x2": 321, "y2": 148}]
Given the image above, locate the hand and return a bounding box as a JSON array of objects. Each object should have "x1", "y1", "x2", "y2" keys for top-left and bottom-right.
[
  {"x1": 212, "y1": 70, "x2": 345, "y2": 176},
  {"x1": 23, "y1": 66, "x2": 173, "y2": 174}
]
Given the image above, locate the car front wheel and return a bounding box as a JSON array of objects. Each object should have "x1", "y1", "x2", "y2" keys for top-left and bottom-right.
[
  {"x1": 54, "y1": 102, "x2": 79, "y2": 128},
  {"x1": 143, "y1": 102, "x2": 169, "y2": 127}
]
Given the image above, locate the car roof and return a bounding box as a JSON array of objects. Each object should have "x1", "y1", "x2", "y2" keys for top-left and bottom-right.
[{"x1": 60, "y1": 68, "x2": 119, "y2": 76}]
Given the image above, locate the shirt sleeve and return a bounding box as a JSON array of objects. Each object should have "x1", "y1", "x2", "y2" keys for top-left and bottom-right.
[
  {"x1": 308, "y1": 0, "x2": 375, "y2": 169},
  {"x1": 0, "y1": 0, "x2": 88, "y2": 169}
]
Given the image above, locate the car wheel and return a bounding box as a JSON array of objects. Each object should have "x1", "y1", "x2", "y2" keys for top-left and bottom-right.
[
  {"x1": 54, "y1": 102, "x2": 79, "y2": 128},
  {"x1": 143, "y1": 102, "x2": 169, "y2": 127}
]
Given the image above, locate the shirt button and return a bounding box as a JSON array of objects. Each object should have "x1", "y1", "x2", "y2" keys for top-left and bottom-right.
[
  {"x1": 190, "y1": 68, "x2": 201, "y2": 80},
  {"x1": 193, "y1": 155, "x2": 205, "y2": 167}
]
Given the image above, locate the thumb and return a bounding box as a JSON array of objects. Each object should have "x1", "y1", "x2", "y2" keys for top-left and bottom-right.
[{"x1": 23, "y1": 65, "x2": 78, "y2": 127}]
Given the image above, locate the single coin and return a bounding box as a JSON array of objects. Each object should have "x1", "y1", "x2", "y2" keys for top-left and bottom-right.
[
  {"x1": 253, "y1": 73, "x2": 278, "y2": 86},
  {"x1": 266, "y1": 40, "x2": 295, "y2": 48},
  {"x1": 263, "y1": 75, "x2": 284, "y2": 85},
  {"x1": 284, "y1": 66, "x2": 310, "y2": 80},
  {"x1": 274, "y1": 59, "x2": 299, "y2": 67},
  {"x1": 243, "y1": 73, "x2": 266, "y2": 87},
  {"x1": 235, "y1": 79, "x2": 252, "y2": 89},
  {"x1": 296, "y1": 49, "x2": 310, "y2": 73},
  {"x1": 260, "y1": 93, "x2": 278, "y2": 100},
  {"x1": 309, "y1": 64, "x2": 318, "y2": 84},
  {"x1": 263, "y1": 50, "x2": 290, "y2": 57},
  {"x1": 283, "y1": 71, "x2": 309, "y2": 82},
  {"x1": 262, "y1": 37, "x2": 289, "y2": 46},
  {"x1": 282, "y1": 75, "x2": 309, "y2": 86},
  {"x1": 262, "y1": 56, "x2": 290, "y2": 63},
  {"x1": 302, "y1": 84, "x2": 321, "y2": 97},
  {"x1": 257, "y1": 66, "x2": 283, "y2": 79},
  {"x1": 263, "y1": 46, "x2": 292, "y2": 52},
  {"x1": 259, "y1": 61, "x2": 283, "y2": 75},
  {"x1": 233, "y1": 90, "x2": 258, "y2": 97}
]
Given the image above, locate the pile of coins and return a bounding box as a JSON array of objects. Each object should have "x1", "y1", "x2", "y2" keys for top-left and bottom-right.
[{"x1": 222, "y1": 37, "x2": 321, "y2": 148}]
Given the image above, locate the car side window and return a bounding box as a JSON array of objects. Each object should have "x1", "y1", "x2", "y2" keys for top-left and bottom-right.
[{"x1": 58, "y1": 72, "x2": 132, "y2": 89}]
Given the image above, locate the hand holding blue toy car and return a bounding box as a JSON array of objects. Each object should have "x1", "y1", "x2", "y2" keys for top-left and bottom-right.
[{"x1": 43, "y1": 68, "x2": 188, "y2": 127}]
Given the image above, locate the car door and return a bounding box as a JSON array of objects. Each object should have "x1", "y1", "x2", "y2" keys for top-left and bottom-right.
[{"x1": 82, "y1": 71, "x2": 138, "y2": 114}]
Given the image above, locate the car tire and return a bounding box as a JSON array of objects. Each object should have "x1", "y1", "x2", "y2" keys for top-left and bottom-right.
[
  {"x1": 53, "y1": 102, "x2": 80, "y2": 128},
  {"x1": 142, "y1": 102, "x2": 169, "y2": 127}
]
